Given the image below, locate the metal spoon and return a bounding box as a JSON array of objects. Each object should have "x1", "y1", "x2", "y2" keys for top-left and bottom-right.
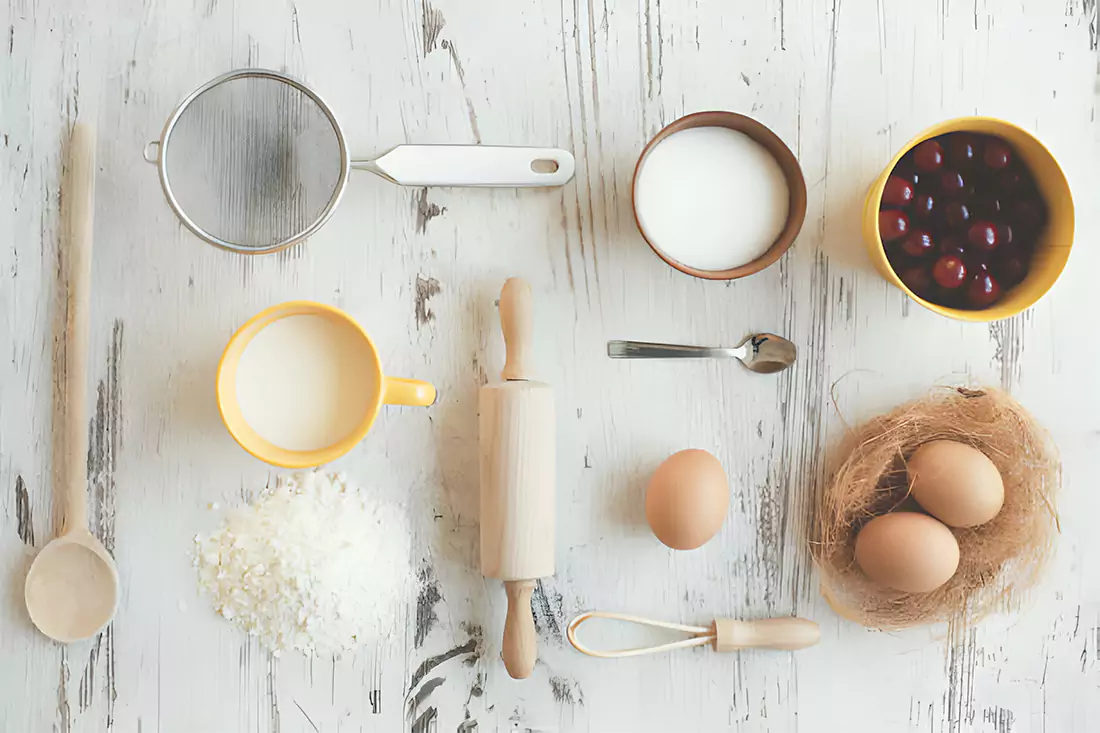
[
  {"x1": 607, "y1": 333, "x2": 796, "y2": 374},
  {"x1": 25, "y1": 124, "x2": 120, "y2": 643}
]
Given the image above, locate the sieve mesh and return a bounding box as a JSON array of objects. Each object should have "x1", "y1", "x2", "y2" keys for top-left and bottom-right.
[{"x1": 161, "y1": 72, "x2": 346, "y2": 252}]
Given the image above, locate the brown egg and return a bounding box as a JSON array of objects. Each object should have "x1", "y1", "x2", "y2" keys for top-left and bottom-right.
[
  {"x1": 645, "y1": 449, "x2": 729, "y2": 550},
  {"x1": 854, "y1": 512, "x2": 960, "y2": 593},
  {"x1": 907, "y1": 440, "x2": 1004, "y2": 527}
]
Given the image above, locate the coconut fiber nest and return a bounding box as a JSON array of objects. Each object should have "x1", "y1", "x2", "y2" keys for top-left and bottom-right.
[{"x1": 812, "y1": 386, "x2": 1060, "y2": 628}]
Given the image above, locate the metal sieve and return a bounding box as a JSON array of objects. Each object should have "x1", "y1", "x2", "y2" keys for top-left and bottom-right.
[{"x1": 144, "y1": 69, "x2": 576, "y2": 254}]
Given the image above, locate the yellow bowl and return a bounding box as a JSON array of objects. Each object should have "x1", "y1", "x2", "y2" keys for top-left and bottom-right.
[{"x1": 862, "y1": 117, "x2": 1074, "y2": 322}]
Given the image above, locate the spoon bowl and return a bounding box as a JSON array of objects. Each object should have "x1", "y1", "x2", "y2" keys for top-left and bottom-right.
[
  {"x1": 738, "y1": 333, "x2": 797, "y2": 374},
  {"x1": 607, "y1": 333, "x2": 797, "y2": 374},
  {"x1": 25, "y1": 530, "x2": 119, "y2": 642}
]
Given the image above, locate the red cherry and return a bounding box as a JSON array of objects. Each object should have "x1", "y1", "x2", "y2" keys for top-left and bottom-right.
[
  {"x1": 983, "y1": 139, "x2": 1013, "y2": 169},
  {"x1": 1017, "y1": 236, "x2": 1038, "y2": 253},
  {"x1": 901, "y1": 230, "x2": 935, "y2": 258},
  {"x1": 878, "y1": 210, "x2": 910, "y2": 241},
  {"x1": 912, "y1": 193, "x2": 936, "y2": 220},
  {"x1": 946, "y1": 133, "x2": 978, "y2": 168},
  {"x1": 944, "y1": 201, "x2": 971, "y2": 229},
  {"x1": 912, "y1": 140, "x2": 946, "y2": 172},
  {"x1": 994, "y1": 254, "x2": 1028, "y2": 288},
  {"x1": 887, "y1": 130, "x2": 1041, "y2": 308},
  {"x1": 940, "y1": 170, "x2": 967, "y2": 197},
  {"x1": 963, "y1": 249, "x2": 990, "y2": 273},
  {"x1": 932, "y1": 255, "x2": 968, "y2": 289},
  {"x1": 966, "y1": 271, "x2": 1003, "y2": 308},
  {"x1": 882, "y1": 176, "x2": 915, "y2": 207},
  {"x1": 1013, "y1": 199, "x2": 1047, "y2": 235},
  {"x1": 932, "y1": 285, "x2": 968, "y2": 309},
  {"x1": 998, "y1": 168, "x2": 1031, "y2": 194},
  {"x1": 892, "y1": 162, "x2": 922, "y2": 188},
  {"x1": 972, "y1": 194, "x2": 1003, "y2": 218},
  {"x1": 938, "y1": 236, "x2": 967, "y2": 257},
  {"x1": 898, "y1": 266, "x2": 933, "y2": 296},
  {"x1": 967, "y1": 221, "x2": 1000, "y2": 251}
]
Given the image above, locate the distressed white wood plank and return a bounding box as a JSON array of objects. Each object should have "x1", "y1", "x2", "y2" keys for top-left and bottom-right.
[{"x1": 1, "y1": 0, "x2": 1099, "y2": 731}]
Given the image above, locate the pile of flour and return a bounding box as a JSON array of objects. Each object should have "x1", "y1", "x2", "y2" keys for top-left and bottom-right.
[{"x1": 194, "y1": 471, "x2": 411, "y2": 656}]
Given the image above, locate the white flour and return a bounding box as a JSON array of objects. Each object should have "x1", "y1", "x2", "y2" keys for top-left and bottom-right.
[{"x1": 194, "y1": 471, "x2": 411, "y2": 656}]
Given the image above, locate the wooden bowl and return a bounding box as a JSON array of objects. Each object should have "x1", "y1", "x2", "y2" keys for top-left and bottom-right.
[
  {"x1": 632, "y1": 111, "x2": 808, "y2": 280},
  {"x1": 862, "y1": 117, "x2": 1074, "y2": 322}
]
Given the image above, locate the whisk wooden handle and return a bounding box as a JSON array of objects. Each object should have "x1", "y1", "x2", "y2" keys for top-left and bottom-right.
[
  {"x1": 502, "y1": 580, "x2": 537, "y2": 679},
  {"x1": 500, "y1": 278, "x2": 533, "y2": 381},
  {"x1": 712, "y1": 617, "x2": 820, "y2": 652}
]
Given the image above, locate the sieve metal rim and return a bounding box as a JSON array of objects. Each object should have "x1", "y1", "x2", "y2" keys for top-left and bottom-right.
[{"x1": 149, "y1": 68, "x2": 352, "y2": 255}]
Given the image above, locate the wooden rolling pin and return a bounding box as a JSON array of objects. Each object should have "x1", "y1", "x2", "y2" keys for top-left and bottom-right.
[{"x1": 479, "y1": 278, "x2": 556, "y2": 679}]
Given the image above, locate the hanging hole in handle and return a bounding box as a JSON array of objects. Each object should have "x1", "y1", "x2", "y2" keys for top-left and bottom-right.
[
  {"x1": 531, "y1": 158, "x2": 560, "y2": 174},
  {"x1": 143, "y1": 141, "x2": 160, "y2": 164}
]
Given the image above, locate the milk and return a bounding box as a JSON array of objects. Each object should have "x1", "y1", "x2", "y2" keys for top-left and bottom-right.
[
  {"x1": 634, "y1": 126, "x2": 789, "y2": 271},
  {"x1": 235, "y1": 315, "x2": 377, "y2": 451}
]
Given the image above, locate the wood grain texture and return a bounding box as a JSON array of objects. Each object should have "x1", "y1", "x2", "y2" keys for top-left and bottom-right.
[
  {"x1": 1, "y1": 0, "x2": 1099, "y2": 731},
  {"x1": 61, "y1": 123, "x2": 94, "y2": 534},
  {"x1": 500, "y1": 277, "x2": 535, "y2": 382},
  {"x1": 712, "y1": 617, "x2": 820, "y2": 653},
  {"x1": 478, "y1": 382, "x2": 556, "y2": 581},
  {"x1": 502, "y1": 579, "x2": 538, "y2": 679}
]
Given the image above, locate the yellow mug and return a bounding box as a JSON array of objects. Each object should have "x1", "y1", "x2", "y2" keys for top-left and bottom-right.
[
  {"x1": 862, "y1": 116, "x2": 1074, "y2": 322},
  {"x1": 217, "y1": 301, "x2": 436, "y2": 468}
]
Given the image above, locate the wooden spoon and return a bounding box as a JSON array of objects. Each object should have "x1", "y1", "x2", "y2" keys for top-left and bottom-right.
[{"x1": 24, "y1": 123, "x2": 120, "y2": 643}]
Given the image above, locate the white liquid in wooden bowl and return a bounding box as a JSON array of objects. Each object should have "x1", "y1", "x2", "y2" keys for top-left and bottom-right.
[
  {"x1": 635, "y1": 126, "x2": 790, "y2": 272},
  {"x1": 235, "y1": 315, "x2": 377, "y2": 451}
]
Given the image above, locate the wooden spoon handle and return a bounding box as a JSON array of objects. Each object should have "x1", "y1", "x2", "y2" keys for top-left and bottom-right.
[
  {"x1": 502, "y1": 579, "x2": 537, "y2": 679},
  {"x1": 500, "y1": 278, "x2": 533, "y2": 381},
  {"x1": 63, "y1": 124, "x2": 95, "y2": 534}
]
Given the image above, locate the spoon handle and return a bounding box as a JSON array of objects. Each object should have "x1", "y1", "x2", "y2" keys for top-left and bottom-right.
[
  {"x1": 63, "y1": 124, "x2": 95, "y2": 533},
  {"x1": 607, "y1": 341, "x2": 746, "y2": 360}
]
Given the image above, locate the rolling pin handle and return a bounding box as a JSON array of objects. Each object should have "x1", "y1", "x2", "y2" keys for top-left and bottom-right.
[
  {"x1": 500, "y1": 278, "x2": 534, "y2": 381},
  {"x1": 502, "y1": 579, "x2": 538, "y2": 679}
]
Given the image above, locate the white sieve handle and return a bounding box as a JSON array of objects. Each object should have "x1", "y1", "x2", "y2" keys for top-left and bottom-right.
[{"x1": 356, "y1": 145, "x2": 575, "y2": 187}]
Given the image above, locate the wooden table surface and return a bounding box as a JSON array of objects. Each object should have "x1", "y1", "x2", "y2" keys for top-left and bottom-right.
[{"x1": 2, "y1": 1, "x2": 1099, "y2": 731}]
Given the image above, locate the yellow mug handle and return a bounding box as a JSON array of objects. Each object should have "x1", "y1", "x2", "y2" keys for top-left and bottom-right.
[{"x1": 384, "y1": 376, "x2": 437, "y2": 407}]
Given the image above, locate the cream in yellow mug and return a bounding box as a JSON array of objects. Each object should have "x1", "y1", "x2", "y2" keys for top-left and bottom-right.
[{"x1": 217, "y1": 301, "x2": 436, "y2": 468}]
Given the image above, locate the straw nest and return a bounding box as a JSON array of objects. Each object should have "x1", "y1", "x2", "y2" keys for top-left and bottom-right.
[{"x1": 812, "y1": 387, "x2": 1059, "y2": 628}]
